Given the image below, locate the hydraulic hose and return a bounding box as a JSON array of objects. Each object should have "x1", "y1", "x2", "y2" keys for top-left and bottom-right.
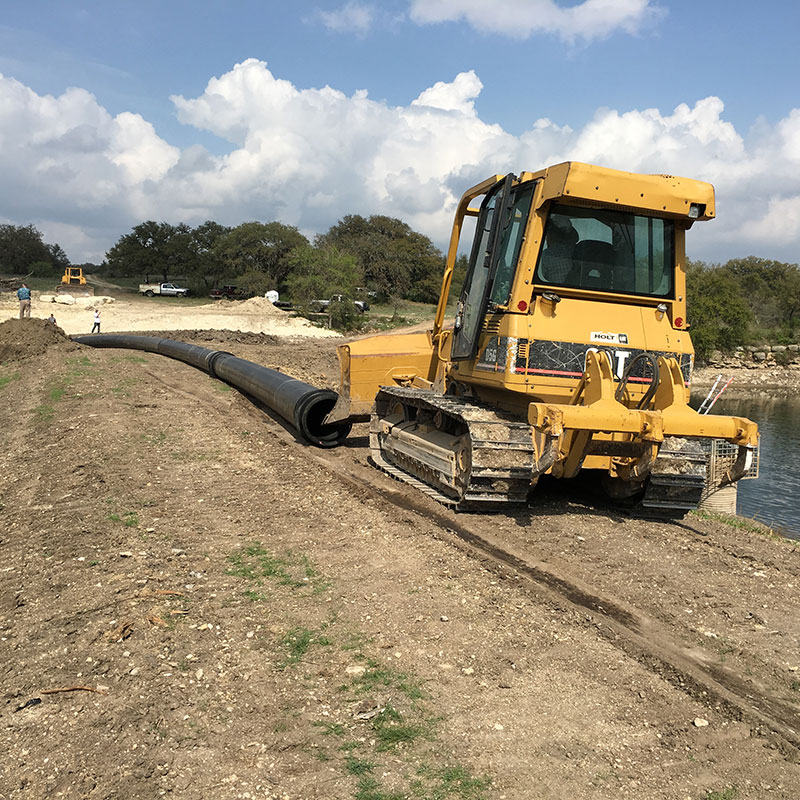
[
  {"x1": 614, "y1": 351, "x2": 661, "y2": 409},
  {"x1": 72, "y1": 334, "x2": 351, "y2": 448}
]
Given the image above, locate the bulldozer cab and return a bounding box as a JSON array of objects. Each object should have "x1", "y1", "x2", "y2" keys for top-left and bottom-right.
[{"x1": 449, "y1": 171, "x2": 682, "y2": 365}]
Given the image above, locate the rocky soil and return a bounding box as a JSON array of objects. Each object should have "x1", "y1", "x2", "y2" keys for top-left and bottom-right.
[{"x1": 1, "y1": 317, "x2": 799, "y2": 800}]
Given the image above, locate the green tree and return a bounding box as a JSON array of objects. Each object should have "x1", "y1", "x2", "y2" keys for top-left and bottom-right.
[
  {"x1": 105, "y1": 221, "x2": 193, "y2": 281},
  {"x1": 720, "y1": 256, "x2": 800, "y2": 339},
  {"x1": 318, "y1": 215, "x2": 443, "y2": 304},
  {"x1": 285, "y1": 244, "x2": 361, "y2": 329},
  {"x1": 186, "y1": 220, "x2": 231, "y2": 293},
  {"x1": 686, "y1": 261, "x2": 752, "y2": 361},
  {"x1": 213, "y1": 222, "x2": 308, "y2": 291},
  {"x1": 47, "y1": 243, "x2": 71, "y2": 275},
  {"x1": 721, "y1": 256, "x2": 789, "y2": 328},
  {"x1": 0, "y1": 224, "x2": 57, "y2": 275},
  {"x1": 235, "y1": 269, "x2": 274, "y2": 297}
]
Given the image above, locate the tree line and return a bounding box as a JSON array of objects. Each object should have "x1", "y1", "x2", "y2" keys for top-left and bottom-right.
[
  {"x1": 686, "y1": 256, "x2": 800, "y2": 361},
  {"x1": 0, "y1": 224, "x2": 71, "y2": 278},
  {"x1": 2, "y1": 219, "x2": 797, "y2": 358},
  {"x1": 101, "y1": 216, "x2": 448, "y2": 310}
]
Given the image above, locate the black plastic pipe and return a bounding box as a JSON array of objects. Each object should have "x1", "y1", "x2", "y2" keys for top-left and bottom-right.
[{"x1": 72, "y1": 334, "x2": 351, "y2": 447}]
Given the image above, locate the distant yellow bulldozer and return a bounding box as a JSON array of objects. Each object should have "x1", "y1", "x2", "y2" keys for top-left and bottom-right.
[
  {"x1": 326, "y1": 161, "x2": 759, "y2": 516},
  {"x1": 56, "y1": 266, "x2": 94, "y2": 297}
]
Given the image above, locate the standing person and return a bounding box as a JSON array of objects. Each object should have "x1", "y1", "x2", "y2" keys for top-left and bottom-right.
[
  {"x1": 47, "y1": 313, "x2": 57, "y2": 325},
  {"x1": 91, "y1": 308, "x2": 101, "y2": 333},
  {"x1": 17, "y1": 283, "x2": 31, "y2": 319}
]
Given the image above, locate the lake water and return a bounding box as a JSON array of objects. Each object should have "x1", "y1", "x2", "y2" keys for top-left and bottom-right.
[{"x1": 700, "y1": 395, "x2": 800, "y2": 540}]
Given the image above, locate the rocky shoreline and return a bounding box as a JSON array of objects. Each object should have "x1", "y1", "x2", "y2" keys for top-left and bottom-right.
[{"x1": 693, "y1": 345, "x2": 800, "y2": 397}]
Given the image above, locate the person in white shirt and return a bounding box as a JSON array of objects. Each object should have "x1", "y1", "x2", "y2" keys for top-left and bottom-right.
[{"x1": 91, "y1": 309, "x2": 101, "y2": 333}]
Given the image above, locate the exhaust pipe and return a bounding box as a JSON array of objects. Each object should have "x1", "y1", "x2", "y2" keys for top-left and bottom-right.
[{"x1": 72, "y1": 334, "x2": 351, "y2": 448}]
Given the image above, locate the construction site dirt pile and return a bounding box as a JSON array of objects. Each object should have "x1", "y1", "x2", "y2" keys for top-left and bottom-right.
[{"x1": 0, "y1": 317, "x2": 78, "y2": 363}]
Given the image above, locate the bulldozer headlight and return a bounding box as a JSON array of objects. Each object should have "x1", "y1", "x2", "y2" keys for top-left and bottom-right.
[{"x1": 688, "y1": 203, "x2": 705, "y2": 219}]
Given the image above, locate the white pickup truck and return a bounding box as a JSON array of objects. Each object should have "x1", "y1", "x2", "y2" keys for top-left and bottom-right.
[
  {"x1": 139, "y1": 282, "x2": 190, "y2": 297},
  {"x1": 312, "y1": 294, "x2": 370, "y2": 313}
]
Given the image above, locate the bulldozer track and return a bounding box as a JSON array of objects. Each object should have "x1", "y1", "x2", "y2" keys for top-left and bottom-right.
[
  {"x1": 371, "y1": 387, "x2": 536, "y2": 509},
  {"x1": 371, "y1": 387, "x2": 711, "y2": 518}
]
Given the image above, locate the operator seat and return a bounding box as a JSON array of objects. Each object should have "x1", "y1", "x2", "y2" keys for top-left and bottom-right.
[{"x1": 572, "y1": 240, "x2": 615, "y2": 288}]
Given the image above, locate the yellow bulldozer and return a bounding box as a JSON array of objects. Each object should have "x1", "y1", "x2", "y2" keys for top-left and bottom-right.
[
  {"x1": 326, "y1": 161, "x2": 759, "y2": 516},
  {"x1": 56, "y1": 266, "x2": 94, "y2": 296}
]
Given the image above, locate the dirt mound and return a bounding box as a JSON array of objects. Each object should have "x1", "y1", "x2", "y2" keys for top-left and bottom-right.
[
  {"x1": 235, "y1": 296, "x2": 287, "y2": 314},
  {"x1": 0, "y1": 317, "x2": 78, "y2": 363}
]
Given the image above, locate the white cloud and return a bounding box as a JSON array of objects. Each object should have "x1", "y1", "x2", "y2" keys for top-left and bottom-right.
[
  {"x1": 408, "y1": 0, "x2": 661, "y2": 42},
  {"x1": 2, "y1": 61, "x2": 800, "y2": 265},
  {"x1": 312, "y1": 2, "x2": 376, "y2": 35}
]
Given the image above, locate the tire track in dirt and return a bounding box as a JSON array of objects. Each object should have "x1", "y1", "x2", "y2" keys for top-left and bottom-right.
[
  {"x1": 108, "y1": 349, "x2": 800, "y2": 755},
  {"x1": 224, "y1": 394, "x2": 800, "y2": 754},
  {"x1": 324, "y1": 448, "x2": 800, "y2": 752}
]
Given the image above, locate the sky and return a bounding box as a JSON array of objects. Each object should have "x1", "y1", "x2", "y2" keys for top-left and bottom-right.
[{"x1": 2, "y1": 0, "x2": 800, "y2": 265}]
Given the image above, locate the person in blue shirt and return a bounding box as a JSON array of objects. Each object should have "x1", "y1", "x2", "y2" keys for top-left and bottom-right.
[{"x1": 16, "y1": 283, "x2": 31, "y2": 319}]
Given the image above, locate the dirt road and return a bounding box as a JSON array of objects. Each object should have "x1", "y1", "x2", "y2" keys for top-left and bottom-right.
[{"x1": 1, "y1": 318, "x2": 799, "y2": 799}]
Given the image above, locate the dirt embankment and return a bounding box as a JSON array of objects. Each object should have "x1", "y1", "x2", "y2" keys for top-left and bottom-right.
[{"x1": 1, "y1": 317, "x2": 799, "y2": 799}]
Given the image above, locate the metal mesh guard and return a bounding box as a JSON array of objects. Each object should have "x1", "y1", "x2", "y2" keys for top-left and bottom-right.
[{"x1": 700, "y1": 438, "x2": 760, "y2": 503}]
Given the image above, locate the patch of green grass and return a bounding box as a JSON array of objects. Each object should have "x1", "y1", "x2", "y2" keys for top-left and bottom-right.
[
  {"x1": 411, "y1": 764, "x2": 492, "y2": 799},
  {"x1": 210, "y1": 378, "x2": 232, "y2": 392},
  {"x1": 351, "y1": 661, "x2": 426, "y2": 701},
  {"x1": 705, "y1": 788, "x2": 738, "y2": 800},
  {"x1": 32, "y1": 356, "x2": 98, "y2": 420},
  {"x1": 341, "y1": 632, "x2": 371, "y2": 653},
  {"x1": 691, "y1": 509, "x2": 789, "y2": 542},
  {"x1": 279, "y1": 625, "x2": 332, "y2": 669},
  {"x1": 354, "y1": 776, "x2": 406, "y2": 800},
  {"x1": 372, "y1": 703, "x2": 428, "y2": 751},
  {"x1": 110, "y1": 354, "x2": 148, "y2": 364},
  {"x1": 346, "y1": 756, "x2": 375, "y2": 776},
  {"x1": 66, "y1": 355, "x2": 94, "y2": 369},
  {"x1": 312, "y1": 720, "x2": 346, "y2": 737},
  {"x1": 111, "y1": 376, "x2": 138, "y2": 397},
  {"x1": 108, "y1": 510, "x2": 139, "y2": 527},
  {"x1": 48, "y1": 385, "x2": 67, "y2": 402},
  {"x1": 227, "y1": 543, "x2": 330, "y2": 594},
  {"x1": 366, "y1": 315, "x2": 415, "y2": 332},
  {"x1": 34, "y1": 403, "x2": 56, "y2": 422},
  {"x1": 0, "y1": 371, "x2": 20, "y2": 389}
]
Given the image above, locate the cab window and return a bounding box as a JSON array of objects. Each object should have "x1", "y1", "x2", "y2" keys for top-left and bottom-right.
[{"x1": 535, "y1": 203, "x2": 674, "y2": 297}]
